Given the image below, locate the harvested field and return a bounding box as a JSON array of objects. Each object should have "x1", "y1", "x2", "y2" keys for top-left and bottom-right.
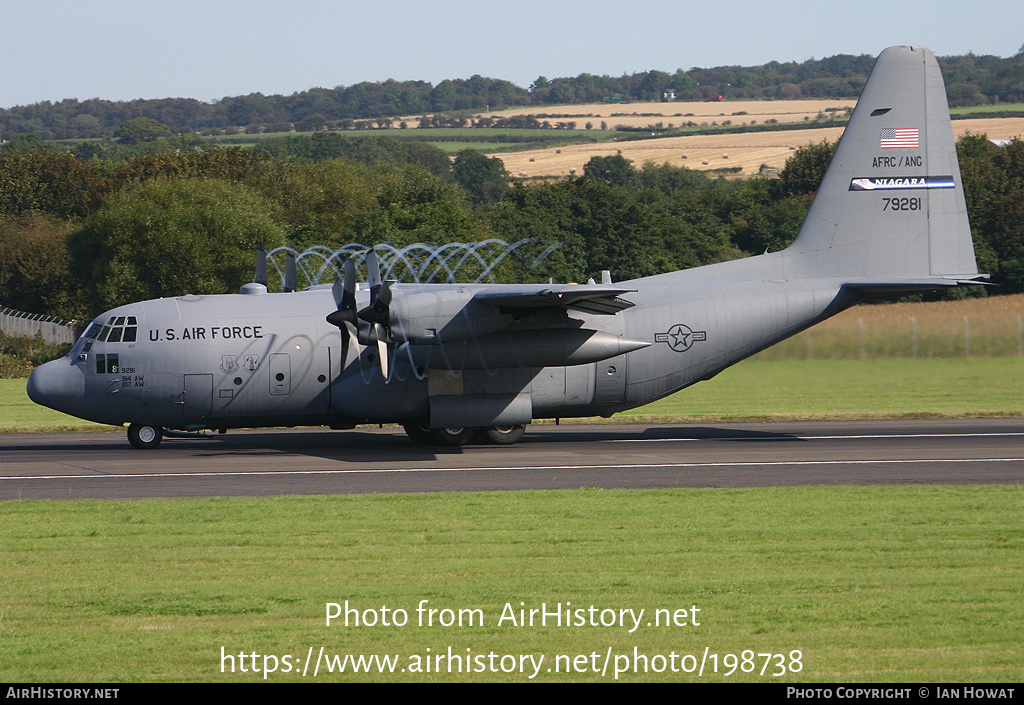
[
  {"x1": 393, "y1": 100, "x2": 854, "y2": 130},
  {"x1": 483, "y1": 99, "x2": 857, "y2": 128},
  {"x1": 498, "y1": 117, "x2": 1024, "y2": 178}
]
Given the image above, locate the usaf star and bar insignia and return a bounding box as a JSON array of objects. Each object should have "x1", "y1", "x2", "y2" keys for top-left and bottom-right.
[{"x1": 655, "y1": 323, "x2": 707, "y2": 353}]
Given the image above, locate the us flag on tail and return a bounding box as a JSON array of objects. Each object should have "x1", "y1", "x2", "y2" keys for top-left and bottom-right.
[{"x1": 880, "y1": 127, "x2": 919, "y2": 149}]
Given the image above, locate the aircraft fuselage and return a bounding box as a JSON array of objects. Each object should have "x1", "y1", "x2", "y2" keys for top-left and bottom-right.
[{"x1": 29, "y1": 272, "x2": 855, "y2": 434}]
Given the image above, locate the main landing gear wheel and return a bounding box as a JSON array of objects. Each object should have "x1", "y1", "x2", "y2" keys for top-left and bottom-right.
[
  {"x1": 429, "y1": 427, "x2": 476, "y2": 446},
  {"x1": 403, "y1": 424, "x2": 434, "y2": 445},
  {"x1": 404, "y1": 424, "x2": 475, "y2": 446},
  {"x1": 127, "y1": 423, "x2": 163, "y2": 449},
  {"x1": 479, "y1": 425, "x2": 526, "y2": 445}
]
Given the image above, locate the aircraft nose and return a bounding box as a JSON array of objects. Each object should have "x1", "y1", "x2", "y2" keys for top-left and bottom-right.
[{"x1": 27, "y1": 358, "x2": 85, "y2": 416}]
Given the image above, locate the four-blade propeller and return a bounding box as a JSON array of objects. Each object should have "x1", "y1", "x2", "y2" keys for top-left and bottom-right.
[{"x1": 326, "y1": 252, "x2": 393, "y2": 379}]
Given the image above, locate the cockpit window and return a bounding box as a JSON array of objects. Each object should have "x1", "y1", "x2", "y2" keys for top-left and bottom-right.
[
  {"x1": 85, "y1": 316, "x2": 138, "y2": 344},
  {"x1": 95, "y1": 353, "x2": 119, "y2": 374}
]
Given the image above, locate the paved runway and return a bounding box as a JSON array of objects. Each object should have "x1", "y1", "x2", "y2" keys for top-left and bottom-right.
[{"x1": 2, "y1": 418, "x2": 1023, "y2": 500}]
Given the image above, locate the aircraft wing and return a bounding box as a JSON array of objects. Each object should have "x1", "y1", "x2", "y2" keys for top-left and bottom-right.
[{"x1": 473, "y1": 285, "x2": 637, "y2": 315}]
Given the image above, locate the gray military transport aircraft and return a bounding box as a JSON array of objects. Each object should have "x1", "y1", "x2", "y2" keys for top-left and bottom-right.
[{"x1": 28, "y1": 46, "x2": 985, "y2": 449}]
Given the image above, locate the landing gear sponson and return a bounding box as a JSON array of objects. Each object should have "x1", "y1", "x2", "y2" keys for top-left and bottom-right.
[
  {"x1": 403, "y1": 424, "x2": 526, "y2": 446},
  {"x1": 125, "y1": 423, "x2": 525, "y2": 448}
]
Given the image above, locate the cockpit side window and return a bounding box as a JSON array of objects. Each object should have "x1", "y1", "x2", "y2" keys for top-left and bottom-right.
[{"x1": 95, "y1": 353, "x2": 119, "y2": 374}]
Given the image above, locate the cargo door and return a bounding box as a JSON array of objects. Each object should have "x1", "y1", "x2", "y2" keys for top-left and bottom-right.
[
  {"x1": 182, "y1": 374, "x2": 212, "y2": 421},
  {"x1": 593, "y1": 355, "x2": 627, "y2": 403}
]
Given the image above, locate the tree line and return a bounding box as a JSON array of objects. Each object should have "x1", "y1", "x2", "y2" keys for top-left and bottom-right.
[
  {"x1": 0, "y1": 133, "x2": 1021, "y2": 326},
  {"x1": 3, "y1": 50, "x2": 1023, "y2": 140}
]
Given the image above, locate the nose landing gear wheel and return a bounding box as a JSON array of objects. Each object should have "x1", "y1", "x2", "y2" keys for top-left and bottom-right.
[{"x1": 128, "y1": 423, "x2": 163, "y2": 449}]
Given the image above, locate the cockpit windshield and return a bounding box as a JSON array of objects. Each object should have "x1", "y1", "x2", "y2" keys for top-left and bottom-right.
[
  {"x1": 84, "y1": 316, "x2": 138, "y2": 343},
  {"x1": 77, "y1": 315, "x2": 139, "y2": 355}
]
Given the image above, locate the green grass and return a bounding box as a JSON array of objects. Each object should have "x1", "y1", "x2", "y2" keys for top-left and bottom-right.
[
  {"x1": 950, "y1": 103, "x2": 1024, "y2": 115},
  {"x1": 1, "y1": 487, "x2": 1021, "y2": 682},
  {"x1": 5, "y1": 360, "x2": 1023, "y2": 681},
  {"x1": 621, "y1": 358, "x2": 1024, "y2": 422},
  {"x1": 0, "y1": 378, "x2": 104, "y2": 432},
  {"x1": 5, "y1": 358, "x2": 1023, "y2": 434},
  {"x1": 201, "y1": 127, "x2": 621, "y2": 153}
]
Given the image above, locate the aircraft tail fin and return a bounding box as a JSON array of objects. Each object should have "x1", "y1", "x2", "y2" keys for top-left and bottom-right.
[{"x1": 786, "y1": 46, "x2": 982, "y2": 285}]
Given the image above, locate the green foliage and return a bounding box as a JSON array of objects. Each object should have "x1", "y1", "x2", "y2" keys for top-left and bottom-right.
[
  {"x1": 0, "y1": 150, "x2": 108, "y2": 219},
  {"x1": 73, "y1": 134, "x2": 210, "y2": 162},
  {"x1": 350, "y1": 163, "x2": 490, "y2": 247},
  {"x1": 253, "y1": 133, "x2": 453, "y2": 178},
  {"x1": 778, "y1": 140, "x2": 837, "y2": 197},
  {"x1": 582, "y1": 154, "x2": 637, "y2": 187},
  {"x1": 0, "y1": 332, "x2": 72, "y2": 378},
  {"x1": 0, "y1": 214, "x2": 77, "y2": 319},
  {"x1": 957, "y1": 135, "x2": 1024, "y2": 291},
  {"x1": 636, "y1": 161, "x2": 715, "y2": 194},
  {"x1": 113, "y1": 148, "x2": 265, "y2": 188},
  {"x1": 71, "y1": 179, "x2": 286, "y2": 312},
  {"x1": 480, "y1": 185, "x2": 587, "y2": 283},
  {"x1": 452, "y1": 149, "x2": 509, "y2": 205},
  {"x1": 245, "y1": 159, "x2": 378, "y2": 248},
  {"x1": 486, "y1": 175, "x2": 747, "y2": 282},
  {"x1": 0, "y1": 127, "x2": 1021, "y2": 321},
  {"x1": 0, "y1": 133, "x2": 49, "y2": 152},
  {"x1": 113, "y1": 117, "x2": 174, "y2": 144}
]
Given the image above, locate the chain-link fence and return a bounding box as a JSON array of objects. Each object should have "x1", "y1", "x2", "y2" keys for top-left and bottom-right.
[{"x1": 0, "y1": 307, "x2": 77, "y2": 345}]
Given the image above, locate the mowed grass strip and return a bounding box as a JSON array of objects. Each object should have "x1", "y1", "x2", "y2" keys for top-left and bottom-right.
[
  {"x1": 0, "y1": 378, "x2": 104, "y2": 432},
  {"x1": 621, "y1": 358, "x2": 1024, "y2": 422},
  {"x1": 0, "y1": 487, "x2": 1021, "y2": 682},
  {"x1": 4, "y1": 357, "x2": 1023, "y2": 433}
]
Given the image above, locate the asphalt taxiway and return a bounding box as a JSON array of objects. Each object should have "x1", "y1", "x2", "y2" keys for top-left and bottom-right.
[{"x1": 2, "y1": 418, "x2": 1023, "y2": 500}]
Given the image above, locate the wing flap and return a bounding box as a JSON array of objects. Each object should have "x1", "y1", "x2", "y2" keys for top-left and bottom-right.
[{"x1": 473, "y1": 286, "x2": 636, "y2": 315}]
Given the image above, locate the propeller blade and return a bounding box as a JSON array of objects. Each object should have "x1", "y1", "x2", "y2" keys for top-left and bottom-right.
[
  {"x1": 360, "y1": 252, "x2": 392, "y2": 379},
  {"x1": 365, "y1": 249, "x2": 381, "y2": 290},
  {"x1": 342, "y1": 259, "x2": 357, "y2": 312},
  {"x1": 326, "y1": 260, "x2": 359, "y2": 329},
  {"x1": 254, "y1": 247, "x2": 268, "y2": 286},
  {"x1": 358, "y1": 250, "x2": 392, "y2": 332},
  {"x1": 374, "y1": 324, "x2": 390, "y2": 378},
  {"x1": 284, "y1": 251, "x2": 297, "y2": 292}
]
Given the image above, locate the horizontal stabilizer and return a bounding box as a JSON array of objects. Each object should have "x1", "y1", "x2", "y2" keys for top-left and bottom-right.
[{"x1": 842, "y1": 274, "x2": 991, "y2": 295}]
